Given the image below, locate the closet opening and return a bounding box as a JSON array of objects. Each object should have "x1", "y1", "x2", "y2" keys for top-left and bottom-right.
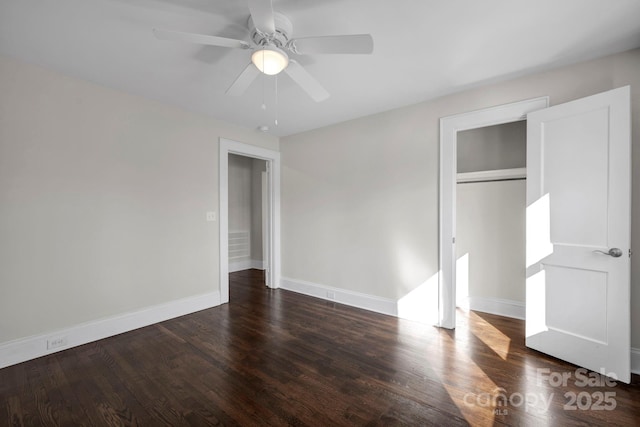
[
  {"x1": 438, "y1": 96, "x2": 548, "y2": 329},
  {"x1": 455, "y1": 121, "x2": 526, "y2": 317}
]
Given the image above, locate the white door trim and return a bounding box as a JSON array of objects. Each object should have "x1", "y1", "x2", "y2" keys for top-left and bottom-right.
[
  {"x1": 219, "y1": 138, "x2": 281, "y2": 303},
  {"x1": 438, "y1": 97, "x2": 549, "y2": 329}
]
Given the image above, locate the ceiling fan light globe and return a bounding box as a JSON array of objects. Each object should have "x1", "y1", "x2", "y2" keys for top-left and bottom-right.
[{"x1": 252, "y1": 47, "x2": 289, "y2": 75}]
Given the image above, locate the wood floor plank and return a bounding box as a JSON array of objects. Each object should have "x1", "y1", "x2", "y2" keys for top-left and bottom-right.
[{"x1": 2, "y1": 269, "x2": 640, "y2": 426}]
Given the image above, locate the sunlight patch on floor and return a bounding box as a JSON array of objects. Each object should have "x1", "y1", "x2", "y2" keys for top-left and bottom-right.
[
  {"x1": 434, "y1": 330, "x2": 498, "y2": 427},
  {"x1": 466, "y1": 311, "x2": 512, "y2": 361}
]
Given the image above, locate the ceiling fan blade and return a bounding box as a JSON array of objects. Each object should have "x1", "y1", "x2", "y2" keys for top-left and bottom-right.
[
  {"x1": 226, "y1": 63, "x2": 260, "y2": 96},
  {"x1": 248, "y1": 0, "x2": 276, "y2": 34},
  {"x1": 289, "y1": 34, "x2": 373, "y2": 55},
  {"x1": 153, "y1": 29, "x2": 250, "y2": 50},
  {"x1": 284, "y1": 60, "x2": 329, "y2": 102}
]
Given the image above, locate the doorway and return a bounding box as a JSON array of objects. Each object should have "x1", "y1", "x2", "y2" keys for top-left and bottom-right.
[
  {"x1": 219, "y1": 138, "x2": 281, "y2": 304},
  {"x1": 438, "y1": 97, "x2": 549, "y2": 329},
  {"x1": 228, "y1": 154, "x2": 268, "y2": 273},
  {"x1": 455, "y1": 121, "x2": 526, "y2": 317}
]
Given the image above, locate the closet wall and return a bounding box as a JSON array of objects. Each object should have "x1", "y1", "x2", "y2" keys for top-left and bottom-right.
[
  {"x1": 455, "y1": 121, "x2": 526, "y2": 308},
  {"x1": 228, "y1": 154, "x2": 266, "y2": 272}
]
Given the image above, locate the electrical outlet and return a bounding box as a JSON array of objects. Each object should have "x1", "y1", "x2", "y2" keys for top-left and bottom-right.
[
  {"x1": 206, "y1": 211, "x2": 216, "y2": 222},
  {"x1": 327, "y1": 291, "x2": 335, "y2": 300},
  {"x1": 47, "y1": 336, "x2": 68, "y2": 350}
]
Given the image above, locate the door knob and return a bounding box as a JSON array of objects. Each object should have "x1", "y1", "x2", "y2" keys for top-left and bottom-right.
[{"x1": 593, "y1": 248, "x2": 623, "y2": 257}]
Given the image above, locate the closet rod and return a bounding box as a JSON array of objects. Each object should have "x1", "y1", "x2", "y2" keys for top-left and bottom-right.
[{"x1": 457, "y1": 177, "x2": 526, "y2": 184}]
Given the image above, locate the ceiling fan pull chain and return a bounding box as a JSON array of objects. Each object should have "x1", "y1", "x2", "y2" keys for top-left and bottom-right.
[
  {"x1": 275, "y1": 75, "x2": 279, "y2": 126},
  {"x1": 261, "y1": 54, "x2": 267, "y2": 110}
]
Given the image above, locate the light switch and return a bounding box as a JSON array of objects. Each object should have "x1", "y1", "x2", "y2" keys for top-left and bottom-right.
[{"x1": 206, "y1": 211, "x2": 216, "y2": 222}]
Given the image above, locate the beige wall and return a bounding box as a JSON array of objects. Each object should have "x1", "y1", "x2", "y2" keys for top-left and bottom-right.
[
  {"x1": 456, "y1": 180, "x2": 526, "y2": 302},
  {"x1": 281, "y1": 48, "x2": 640, "y2": 345},
  {"x1": 0, "y1": 55, "x2": 277, "y2": 343},
  {"x1": 457, "y1": 121, "x2": 526, "y2": 173},
  {"x1": 228, "y1": 154, "x2": 253, "y2": 232}
]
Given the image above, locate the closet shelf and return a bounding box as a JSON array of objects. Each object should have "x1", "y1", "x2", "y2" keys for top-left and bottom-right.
[{"x1": 456, "y1": 167, "x2": 526, "y2": 183}]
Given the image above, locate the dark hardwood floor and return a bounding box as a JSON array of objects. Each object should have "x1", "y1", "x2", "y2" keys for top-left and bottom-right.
[{"x1": 2, "y1": 269, "x2": 640, "y2": 426}]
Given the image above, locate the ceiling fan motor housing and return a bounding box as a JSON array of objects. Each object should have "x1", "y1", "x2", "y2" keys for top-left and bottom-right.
[{"x1": 248, "y1": 12, "x2": 293, "y2": 48}]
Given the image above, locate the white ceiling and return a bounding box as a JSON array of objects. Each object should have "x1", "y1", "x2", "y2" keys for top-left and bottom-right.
[{"x1": 1, "y1": 0, "x2": 640, "y2": 137}]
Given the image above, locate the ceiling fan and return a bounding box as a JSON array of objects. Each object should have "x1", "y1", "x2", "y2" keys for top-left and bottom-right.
[{"x1": 153, "y1": 0, "x2": 373, "y2": 102}]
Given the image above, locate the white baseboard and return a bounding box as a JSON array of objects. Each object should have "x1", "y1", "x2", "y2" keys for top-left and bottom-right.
[
  {"x1": 229, "y1": 259, "x2": 251, "y2": 272},
  {"x1": 4, "y1": 285, "x2": 636, "y2": 377},
  {"x1": 229, "y1": 259, "x2": 264, "y2": 272},
  {"x1": 276, "y1": 285, "x2": 640, "y2": 375},
  {"x1": 0, "y1": 291, "x2": 220, "y2": 369},
  {"x1": 280, "y1": 277, "x2": 397, "y2": 317},
  {"x1": 280, "y1": 279, "x2": 525, "y2": 322},
  {"x1": 458, "y1": 296, "x2": 525, "y2": 320}
]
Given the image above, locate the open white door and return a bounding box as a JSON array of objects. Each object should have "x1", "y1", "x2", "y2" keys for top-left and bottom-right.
[{"x1": 526, "y1": 86, "x2": 631, "y2": 383}]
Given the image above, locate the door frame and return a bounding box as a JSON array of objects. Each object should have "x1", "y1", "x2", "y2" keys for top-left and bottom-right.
[
  {"x1": 219, "y1": 138, "x2": 281, "y2": 303},
  {"x1": 438, "y1": 97, "x2": 548, "y2": 329}
]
